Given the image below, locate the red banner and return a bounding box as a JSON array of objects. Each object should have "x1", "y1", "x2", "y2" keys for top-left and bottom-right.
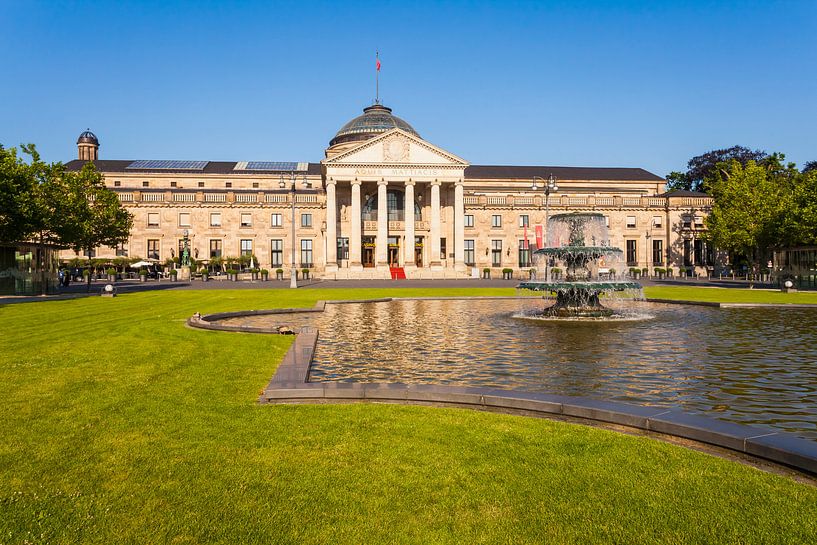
[{"x1": 535, "y1": 225, "x2": 544, "y2": 249}]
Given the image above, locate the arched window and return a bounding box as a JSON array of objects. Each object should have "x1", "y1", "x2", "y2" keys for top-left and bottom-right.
[{"x1": 362, "y1": 189, "x2": 421, "y2": 221}]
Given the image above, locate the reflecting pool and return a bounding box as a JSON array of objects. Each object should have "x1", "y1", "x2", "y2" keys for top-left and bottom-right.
[{"x1": 226, "y1": 299, "x2": 817, "y2": 440}]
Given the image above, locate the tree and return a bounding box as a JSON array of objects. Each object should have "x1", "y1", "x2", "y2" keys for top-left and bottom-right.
[
  {"x1": 54, "y1": 163, "x2": 133, "y2": 292},
  {"x1": 704, "y1": 159, "x2": 792, "y2": 273},
  {"x1": 667, "y1": 145, "x2": 768, "y2": 193},
  {"x1": 803, "y1": 161, "x2": 817, "y2": 174},
  {"x1": 0, "y1": 145, "x2": 36, "y2": 244}
]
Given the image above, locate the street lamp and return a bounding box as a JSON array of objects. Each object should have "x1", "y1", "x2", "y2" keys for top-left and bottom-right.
[
  {"x1": 280, "y1": 172, "x2": 312, "y2": 288},
  {"x1": 645, "y1": 230, "x2": 651, "y2": 279},
  {"x1": 532, "y1": 174, "x2": 558, "y2": 281}
]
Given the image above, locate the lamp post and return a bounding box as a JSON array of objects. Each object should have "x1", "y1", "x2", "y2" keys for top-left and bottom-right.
[
  {"x1": 645, "y1": 230, "x2": 651, "y2": 279},
  {"x1": 532, "y1": 174, "x2": 558, "y2": 281},
  {"x1": 280, "y1": 172, "x2": 312, "y2": 288}
]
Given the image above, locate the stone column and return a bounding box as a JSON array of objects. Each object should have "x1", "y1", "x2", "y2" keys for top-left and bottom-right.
[
  {"x1": 454, "y1": 180, "x2": 465, "y2": 271},
  {"x1": 350, "y1": 180, "x2": 362, "y2": 269},
  {"x1": 430, "y1": 180, "x2": 442, "y2": 268},
  {"x1": 376, "y1": 180, "x2": 388, "y2": 267},
  {"x1": 404, "y1": 181, "x2": 415, "y2": 268},
  {"x1": 325, "y1": 179, "x2": 337, "y2": 271}
]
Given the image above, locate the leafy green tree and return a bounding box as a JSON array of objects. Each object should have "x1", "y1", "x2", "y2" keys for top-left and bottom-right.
[
  {"x1": 704, "y1": 159, "x2": 793, "y2": 273},
  {"x1": 667, "y1": 146, "x2": 768, "y2": 192},
  {"x1": 0, "y1": 145, "x2": 37, "y2": 244},
  {"x1": 803, "y1": 161, "x2": 817, "y2": 174},
  {"x1": 53, "y1": 163, "x2": 133, "y2": 291}
]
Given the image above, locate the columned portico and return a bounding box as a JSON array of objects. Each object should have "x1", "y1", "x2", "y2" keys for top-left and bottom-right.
[
  {"x1": 376, "y1": 180, "x2": 388, "y2": 267},
  {"x1": 404, "y1": 181, "x2": 416, "y2": 267},
  {"x1": 350, "y1": 180, "x2": 362, "y2": 269},
  {"x1": 430, "y1": 180, "x2": 442, "y2": 268},
  {"x1": 325, "y1": 178, "x2": 337, "y2": 271}
]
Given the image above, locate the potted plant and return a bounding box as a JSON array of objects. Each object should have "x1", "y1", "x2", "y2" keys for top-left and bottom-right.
[
  {"x1": 276, "y1": 268, "x2": 284, "y2": 280},
  {"x1": 106, "y1": 268, "x2": 117, "y2": 282},
  {"x1": 482, "y1": 267, "x2": 491, "y2": 279},
  {"x1": 665, "y1": 267, "x2": 674, "y2": 278},
  {"x1": 139, "y1": 268, "x2": 148, "y2": 282},
  {"x1": 301, "y1": 268, "x2": 310, "y2": 280},
  {"x1": 250, "y1": 268, "x2": 260, "y2": 280},
  {"x1": 641, "y1": 267, "x2": 649, "y2": 278},
  {"x1": 608, "y1": 267, "x2": 616, "y2": 280},
  {"x1": 551, "y1": 267, "x2": 562, "y2": 279},
  {"x1": 169, "y1": 269, "x2": 178, "y2": 281},
  {"x1": 260, "y1": 269, "x2": 269, "y2": 281},
  {"x1": 629, "y1": 267, "x2": 640, "y2": 279},
  {"x1": 200, "y1": 268, "x2": 209, "y2": 282},
  {"x1": 502, "y1": 268, "x2": 513, "y2": 280},
  {"x1": 654, "y1": 267, "x2": 665, "y2": 279},
  {"x1": 528, "y1": 268, "x2": 536, "y2": 280},
  {"x1": 227, "y1": 268, "x2": 238, "y2": 281}
]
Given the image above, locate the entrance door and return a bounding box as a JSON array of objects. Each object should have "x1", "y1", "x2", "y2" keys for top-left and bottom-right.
[
  {"x1": 388, "y1": 237, "x2": 400, "y2": 266},
  {"x1": 362, "y1": 237, "x2": 376, "y2": 267},
  {"x1": 415, "y1": 236, "x2": 424, "y2": 267}
]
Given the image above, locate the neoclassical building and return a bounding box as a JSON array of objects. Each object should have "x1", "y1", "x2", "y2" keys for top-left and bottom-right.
[{"x1": 65, "y1": 104, "x2": 714, "y2": 278}]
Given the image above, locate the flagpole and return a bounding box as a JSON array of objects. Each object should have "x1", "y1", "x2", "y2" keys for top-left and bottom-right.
[{"x1": 375, "y1": 51, "x2": 380, "y2": 104}]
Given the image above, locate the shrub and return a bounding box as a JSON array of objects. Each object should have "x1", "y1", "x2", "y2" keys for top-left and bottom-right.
[
  {"x1": 106, "y1": 268, "x2": 116, "y2": 275},
  {"x1": 483, "y1": 268, "x2": 491, "y2": 273},
  {"x1": 608, "y1": 268, "x2": 616, "y2": 275},
  {"x1": 260, "y1": 269, "x2": 269, "y2": 275},
  {"x1": 276, "y1": 268, "x2": 284, "y2": 274},
  {"x1": 302, "y1": 268, "x2": 310, "y2": 275},
  {"x1": 502, "y1": 268, "x2": 513, "y2": 274},
  {"x1": 551, "y1": 267, "x2": 562, "y2": 274},
  {"x1": 200, "y1": 268, "x2": 209, "y2": 275},
  {"x1": 641, "y1": 268, "x2": 649, "y2": 275}
]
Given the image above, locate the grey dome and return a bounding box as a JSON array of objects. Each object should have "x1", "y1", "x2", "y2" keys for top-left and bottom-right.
[
  {"x1": 330, "y1": 104, "x2": 419, "y2": 147},
  {"x1": 77, "y1": 129, "x2": 99, "y2": 145}
]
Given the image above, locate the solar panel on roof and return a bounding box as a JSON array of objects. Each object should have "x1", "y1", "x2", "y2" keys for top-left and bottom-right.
[
  {"x1": 244, "y1": 161, "x2": 302, "y2": 171},
  {"x1": 126, "y1": 160, "x2": 208, "y2": 170}
]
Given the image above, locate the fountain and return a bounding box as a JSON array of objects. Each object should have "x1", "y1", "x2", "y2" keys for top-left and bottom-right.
[{"x1": 517, "y1": 212, "x2": 642, "y2": 318}]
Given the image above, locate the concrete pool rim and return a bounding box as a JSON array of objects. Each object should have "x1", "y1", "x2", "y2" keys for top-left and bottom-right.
[{"x1": 187, "y1": 296, "x2": 817, "y2": 477}]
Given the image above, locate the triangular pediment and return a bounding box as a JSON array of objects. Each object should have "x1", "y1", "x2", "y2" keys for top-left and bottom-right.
[{"x1": 323, "y1": 129, "x2": 469, "y2": 167}]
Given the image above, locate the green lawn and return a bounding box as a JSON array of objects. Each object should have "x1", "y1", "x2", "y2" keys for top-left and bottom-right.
[
  {"x1": 1, "y1": 288, "x2": 815, "y2": 544},
  {"x1": 644, "y1": 285, "x2": 817, "y2": 304}
]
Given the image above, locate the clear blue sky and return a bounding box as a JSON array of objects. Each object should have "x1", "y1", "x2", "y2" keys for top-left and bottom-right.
[{"x1": 2, "y1": 1, "x2": 815, "y2": 177}]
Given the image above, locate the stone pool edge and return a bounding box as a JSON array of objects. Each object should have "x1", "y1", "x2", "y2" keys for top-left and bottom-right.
[{"x1": 186, "y1": 296, "x2": 817, "y2": 477}]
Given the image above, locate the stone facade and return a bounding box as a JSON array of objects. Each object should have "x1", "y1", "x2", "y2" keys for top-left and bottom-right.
[{"x1": 63, "y1": 109, "x2": 715, "y2": 278}]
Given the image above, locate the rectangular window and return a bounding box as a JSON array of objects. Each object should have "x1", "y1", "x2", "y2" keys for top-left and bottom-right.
[
  {"x1": 604, "y1": 215, "x2": 610, "y2": 227},
  {"x1": 225, "y1": 182, "x2": 232, "y2": 188},
  {"x1": 652, "y1": 216, "x2": 663, "y2": 229},
  {"x1": 694, "y1": 216, "x2": 704, "y2": 229},
  {"x1": 682, "y1": 216, "x2": 692, "y2": 229},
  {"x1": 115, "y1": 243, "x2": 128, "y2": 257},
  {"x1": 653, "y1": 239, "x2": 663, "y2": 265},
  {"x1": 270, "y1": 239, "x2": 283, "y2": 267},
  {"x1": 626, "y1": 240, "x2": 637, "y2": 265},
  {"x1": 491, "y1": 240, "x2": 502, "y2": 267},
  {"x1": 114, "y1": 180, "x2": 121, "y2": 187},
  {"x1": 240, "y1": 239, "x2": 253, "y2": 257},
  {"x1": 518, "y1": 239, "x2": 531, "y2": 267},
  {"x1": 147, "y1": 239, "x2": 160, "y2": 260},
  {"x1": 240, "y1": 213, "x2": 252, "y2": 227},
  {"x1": 626, "y1": 216, "x2": 636, "y2": 229},
  {"x1": 147, "y1": 213, "x2": 159, "y2": 227},
  {"x1": 300, "y1": 239, "x2": 313, "y2": 267},
  {"x1": 210, "y1": 213, "x2": 222, "y2": 227},
  {"x1": 271, "y1": 213, "x2": 283, "y2": 227},
  {"x1": 684, "y1": 239, "x2": 692, "y2": 266},
  {"x1": 694, "y1": 239, "x2": 704, "y2": 264},
  {"x1": 464, "y1": 214, "x2": 474, "y2": 228},
  {"x1": 142, "y1": 181, "x2": 149, "y2": 187},
  {"x1": 492, "y1": 215, "x2": 502, "y2": 228},
  {"x1": 252, "y1": 182, "x2": 259, "y2": 189},
  {"x1": 301, "y1": 213, "x2": 312, "y2": 228},
  {"x1": 170, "y1": 181, "x2": 177, "y2": 188},
  {"x1": 198, "y1": 181, "x2": 205, "y2": 188},
  {"x1": 178, "y1": 213, "x2": 191, "y2": 227},
  {"x1": 440, "y1": 238, "x2": 447, "y2": 260},
  {"x1": 210, "y1": 239, "x2": 222, "y2": 258},
  {"x1": 337, "y1": 237, "x2": 349, "y2": 260},
  {"x1": 519, "y1": 215, "x2": 529, "y2": 228},
  {"x1": 464, "y1": 240, "x2": 475, "y2": 266}
]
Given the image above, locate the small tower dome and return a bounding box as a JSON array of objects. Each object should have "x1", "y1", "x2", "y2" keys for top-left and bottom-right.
[{"x1": 77, "y1": 129, "x2": 100, "y2": 161}]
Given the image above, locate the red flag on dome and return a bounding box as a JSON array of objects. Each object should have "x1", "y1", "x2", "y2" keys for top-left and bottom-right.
[{"x1": 376, "y1": 55, "x2": 381, "y2": 72}]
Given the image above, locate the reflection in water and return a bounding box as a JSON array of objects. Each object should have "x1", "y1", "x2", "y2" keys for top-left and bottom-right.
[{"x1": 228, "y1": 300, "x2": 817, "y2": 440}]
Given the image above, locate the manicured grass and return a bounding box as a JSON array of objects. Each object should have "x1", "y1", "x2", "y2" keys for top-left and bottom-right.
[
  {"x1": 644, "y1": 285, "x2": 817, "y2": 304},
  {"x1": 1, "y1": 288, "x2": 816, "y2": 544}
]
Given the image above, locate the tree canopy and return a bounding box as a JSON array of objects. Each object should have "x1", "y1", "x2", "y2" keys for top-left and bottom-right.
[{"x1": 666, "y1": 146, "x2": 768, "y2": 193}]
